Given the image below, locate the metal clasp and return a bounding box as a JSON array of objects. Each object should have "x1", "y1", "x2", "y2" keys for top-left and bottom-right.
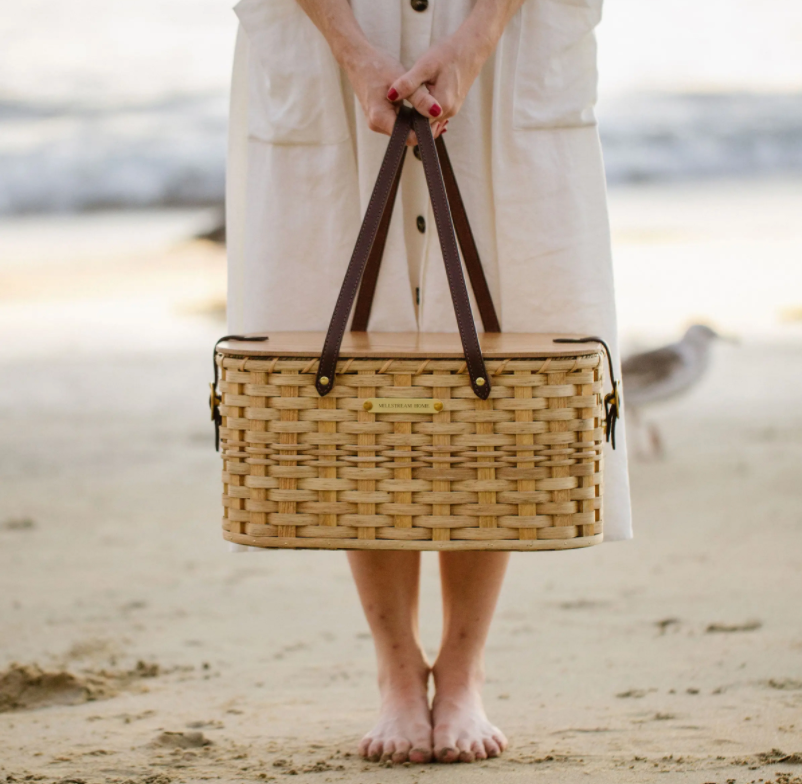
[{"x1": 209, "y1": 382, "x2": 221, "y2": 421}]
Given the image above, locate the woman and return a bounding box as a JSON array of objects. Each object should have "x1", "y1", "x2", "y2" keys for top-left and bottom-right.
[{"x1": 226, "y1": 0, "x2": 632, "y2": 765}]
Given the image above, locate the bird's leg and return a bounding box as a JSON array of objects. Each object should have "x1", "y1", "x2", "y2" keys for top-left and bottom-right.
[
  {"x1": 626, "y1": 406, "x2": 649, "y2": 461},
  {"x1": 647, "y1": 421, "x2": 664, "y2": 460}
]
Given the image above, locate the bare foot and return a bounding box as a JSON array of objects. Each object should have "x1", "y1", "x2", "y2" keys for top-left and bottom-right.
[
  {"x1": 358, "y1": 664, "x2": 433, "y2": 764},
  {"x1": 431, "y1": 668, "x2": 508, "y2": 763}
]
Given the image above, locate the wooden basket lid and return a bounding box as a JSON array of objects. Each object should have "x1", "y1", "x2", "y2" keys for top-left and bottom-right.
[{"x1": 216, "y1": 332, "x2": 603, "y2": 359}]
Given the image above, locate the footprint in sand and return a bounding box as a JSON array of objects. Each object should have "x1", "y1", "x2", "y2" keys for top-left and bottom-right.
[
  {"x1": 0, "y1": 664, "x2": 98, "y2": 711},
  {"x1": 0, "y1": 661, "x2": 161, "y2": 712},
  {"x1": 186, "y1": 719, "x2": 224, "y2": 729},
  {"x1": 154, "y1": 731, "x2": 212, "y2": 749},
  {"x1": 1, "y1": 517, "x2": 36, "y2": 531},
  {"x1": 616, "y1": 688, "x2": 655, "y2": 699},
  {"x1": 766, "y1": 678, "x2": 802, "y2": 691},
  {"x1": 705, "y1": 620, "x2": 762, "y2": 633}
]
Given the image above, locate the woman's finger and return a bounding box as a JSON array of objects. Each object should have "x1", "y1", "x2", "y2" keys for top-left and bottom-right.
[
  {"x1": 366, "y1": 102, "x2": 400, "y2": 137},
  {"x1": 388, "y1": 67, "x2": 442, "y2": 118},
  {"x1": 387, "y1": 63, "x2": 429, "y2": 100},
  {"x1": 432, "y1": 119, "x2": 449, "y2": 139},
  {"x1": 405, "y1": 84, "x2": 442, "y2": 119}
]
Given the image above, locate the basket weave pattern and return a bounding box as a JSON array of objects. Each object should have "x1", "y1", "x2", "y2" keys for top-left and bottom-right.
[{"x1": 219, "y1": 353, "x2": 605, "y2": 551}]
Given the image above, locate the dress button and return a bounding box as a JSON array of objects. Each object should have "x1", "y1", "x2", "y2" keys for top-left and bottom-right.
[
  {"x1": 416, "y1": 216, "x2": 426, "y2": 233},
  {"x1": 410, "y1": 0, "x2": 428, "y2": 11},
  {"x1": 413, "y1": 145, "x2": 421, "y2": 161}
]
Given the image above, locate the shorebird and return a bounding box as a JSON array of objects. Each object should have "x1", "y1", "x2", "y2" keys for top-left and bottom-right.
[{"x1": 622, "y1": 324, "x2": 737, "y2": 458}]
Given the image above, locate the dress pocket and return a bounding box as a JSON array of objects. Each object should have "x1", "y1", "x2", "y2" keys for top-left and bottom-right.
[
  {"x1": 512, "y1": 0, "x2": 602, "y2": 130},
  {"x1": 235, "y1": 0, "x2": 350, "y2": 145}
]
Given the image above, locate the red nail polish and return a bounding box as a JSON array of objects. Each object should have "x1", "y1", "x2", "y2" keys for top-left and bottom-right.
[
  {"x1": 430, "y1": 104, "x2": 442, "y2": 117},
  {"x1": 387, "y1": 88, "x2": 399, "y2": 101}
]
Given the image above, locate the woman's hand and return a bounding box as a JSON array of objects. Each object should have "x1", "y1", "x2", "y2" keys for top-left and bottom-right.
[
  {"x1": 387, "y1": 0, "x2": 525, "y2": 124},
  {"x1": 294, "y1": 0, "x2": 445, "y2": 141},
  {"x1": 386, "y1": 37, "x2": 479, "y2": 125},
  {"x1": 341, "y1": 45, "x2": 444, "y2": 140}
]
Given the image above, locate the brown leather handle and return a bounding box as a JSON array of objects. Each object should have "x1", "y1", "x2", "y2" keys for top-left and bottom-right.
[
  {"x1": 314, "y1": 109, "x2": 412, "y2": 397},
  {"x1": 315, "y1": 107, "x2": 491, "y2": 399},
  {"x1": 351, "y1": 141, "x2": 406, "y2": 332},
  {"x1": 431, "y1": 135, "x2": 501, "y2": 333},
  {"x1": 352, "y1": 135, "x2": 500, "y2": 333},
  {"x1": 410, "y1": 109, "x2": 491, "y2": 398}
]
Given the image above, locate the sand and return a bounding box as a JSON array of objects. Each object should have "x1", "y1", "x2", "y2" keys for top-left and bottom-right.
[{"x1": 1, "y1": 183, "x2": 802, "y2": 783}]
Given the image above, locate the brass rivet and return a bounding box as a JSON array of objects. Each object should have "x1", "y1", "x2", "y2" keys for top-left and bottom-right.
[
  {"x1": 319, "y1": 376, "x2": 329, "y2": 386},
  {"x1": 363, "y1": 401, "x2": 373, "y2": 411},
  {"x1": 476, "y1": 377, "x2": 486, "y2": 387},
  {"x1": 433, "y1": 401, "x2": 443, "y2": 412}
]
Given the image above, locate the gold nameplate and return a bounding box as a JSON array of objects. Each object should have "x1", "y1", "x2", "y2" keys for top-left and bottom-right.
[{"x1": 363, "y1": 398, "x2": 443, "y2": 414}]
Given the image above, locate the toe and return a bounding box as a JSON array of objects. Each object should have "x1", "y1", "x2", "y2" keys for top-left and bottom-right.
[
  {"x1": 358, "y1": 735, "x2": 372, "y2": 759},
  {"x1": 380, "y1": 740, "x2": 396, "y2": 764},
  {"x1": 391, "y1": 740, "x2": 411, "y2": 764},
  {"x1": 433, "y1": 722, "x2": 458, "y2": 763},
  {"x1": 471, "y1": 740, "x2": 487, "y2": 760},
  {"x1": 409, "y1": 746, "x2": 433, "y2": 764},
  {"x1": 456, "y1": 738, "x2": 475, "y2": 763},
  {"x1": 492, "y1": 729, "x2": 509, "y2": 752},
  {"x1": 483, "y1": 737, "x2": 501, "y2": 758},
  {"x1": 436, "y1": 746, "x2": 460, "y2": 764},
  {"x1": 367, "y1": 739, "x2": 384, "y2": 762}
]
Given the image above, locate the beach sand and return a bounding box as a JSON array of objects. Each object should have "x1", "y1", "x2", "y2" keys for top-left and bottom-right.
[{"x1": 1, "y1": 181, "x2": 801, "y2": 783}]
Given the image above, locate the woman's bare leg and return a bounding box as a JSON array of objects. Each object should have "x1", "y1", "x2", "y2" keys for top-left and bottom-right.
[
  {"x1": 347, "y1": 551, "x2": 433, "y2": 763},
  {"x1": 431, "y1": 551, "x2": 510, "y2": 763}
]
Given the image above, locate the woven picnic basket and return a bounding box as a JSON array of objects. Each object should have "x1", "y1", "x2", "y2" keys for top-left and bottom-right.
[{"x1": 211, "y1": 108, "x2": 621, "y2": 552}]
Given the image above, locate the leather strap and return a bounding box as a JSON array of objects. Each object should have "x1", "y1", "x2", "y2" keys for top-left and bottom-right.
[
  {"x1": 315, "y1": 108, "x2": 413, "y2": 396},
  {"x1": 411, "y1": 109, "x2": 490, "y2": 398},
  {"x1": 351, "y1": 143, "x2": 407, "y2": 332},
  {"x1": 434, "y1": 136, "x2": 500, "y2": 333},
  {"x1": 315, "y1": 107, "x2": 491, "y2": 399},
  {"x1": 351, "y1": 135, "x2": 500, "y2": 333}
]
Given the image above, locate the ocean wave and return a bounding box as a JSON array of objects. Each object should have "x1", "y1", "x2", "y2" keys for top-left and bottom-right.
[
  {"x1": 0, "y1": 92, "x2": 800, "y2": 214},
  {"x1": 0, "y1": 94, "x2": 227, "y2": 214},
  {"x1": 598, "y1": 92, "x2": 802, "y2": 184}
]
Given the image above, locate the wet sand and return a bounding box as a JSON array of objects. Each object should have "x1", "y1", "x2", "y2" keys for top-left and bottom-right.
[{"x1": 1, "y1": 183, "x2": 801, "y2": 783}]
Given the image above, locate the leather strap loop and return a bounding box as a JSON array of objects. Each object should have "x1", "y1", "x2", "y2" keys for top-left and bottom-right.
[{"x1": 315, "y1": 107, "x2": 491, "y2": 399}]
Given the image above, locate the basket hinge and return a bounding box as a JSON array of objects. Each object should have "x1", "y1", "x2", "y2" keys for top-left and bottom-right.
[
  {"x1": 553, "y1": 336, "x2": 622, "y2": 450},
  {"x1": 210, "y1": 334, "x2": 270, "y2": 452}
]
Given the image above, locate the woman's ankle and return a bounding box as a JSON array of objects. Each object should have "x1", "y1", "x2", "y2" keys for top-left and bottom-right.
[
  {"x1": 431, "y1": 654, "x2": 485, "y2": 695},
  {"x1": 376, "y1": 647, "x2": 430, "y2": 695}
]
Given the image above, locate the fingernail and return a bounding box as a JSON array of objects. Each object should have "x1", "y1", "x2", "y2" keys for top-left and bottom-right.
[
  {"x1": 430, "y1": 104, "x2": 442, "y2": 117},
  {"x1": 442, "y1": 128, "x2": 448, "y2": 133},
  {"x1": 387, "y1": 88, "x2": 399, "y2": 101}
]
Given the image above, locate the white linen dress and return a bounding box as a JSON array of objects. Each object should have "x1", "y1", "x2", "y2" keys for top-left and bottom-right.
[{"x1": 226, "y1": 0, "x2": 633, "y2": 541}]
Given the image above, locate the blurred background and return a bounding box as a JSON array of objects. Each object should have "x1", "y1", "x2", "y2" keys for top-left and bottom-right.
[
  {"x1": 2, "y1": 0, "x2": 802, "y2": 349},
  {"x1": 1, "y1": 2, "x2": 801, "y2": 783}
]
